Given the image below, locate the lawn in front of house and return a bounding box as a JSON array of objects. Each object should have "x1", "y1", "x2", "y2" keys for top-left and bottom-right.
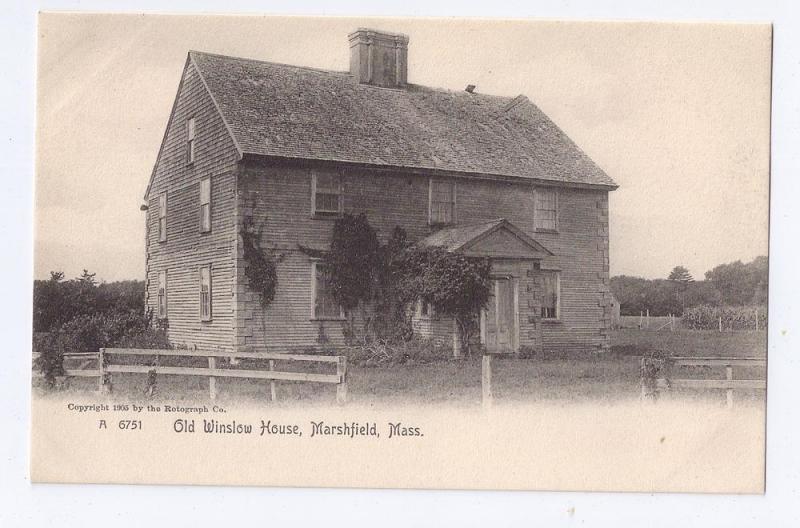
[{"x1": 34, "y1": 329, "x2": 767, "y2": 407}]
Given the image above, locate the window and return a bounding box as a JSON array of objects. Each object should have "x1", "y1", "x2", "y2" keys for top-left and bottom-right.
[
  {"x1": 157, "y1": 271, "x2": 167, "y2": 318},
  {"x1": 312, "y1": 262, "x2": 343, "y2": 319},
  {"x1": 541, "y1": 271, "x2": 560, "y2": 319},
  {"x1": 199, "y1": 266, "x2": 212, "y2": 321},
  {"x1": 158, "y1": 193, "x2": 167, "y2": 242},
  {"x1": 534, "y1": 188, "x2": 558, "y2": 231},
  {"x1": 429, "y1": 179, "x2": 455, "y2": 225},
  {"x1": 417, "y1": 300, "x2": 434, "y2": 319},
  {"x1": 200, "y1": 178, "x2": 211, "y2": 232},
  {"x1": 187, "y1": 117, "x2": 196, "y2": 164},
  {"x1": 311, "y1": 172, "x2": 342, "y2": 216}
]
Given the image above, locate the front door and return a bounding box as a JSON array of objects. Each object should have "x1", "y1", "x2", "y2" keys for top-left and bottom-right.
[{"x1": 485, "y1": 278, "x2": 516, "y2": 353}]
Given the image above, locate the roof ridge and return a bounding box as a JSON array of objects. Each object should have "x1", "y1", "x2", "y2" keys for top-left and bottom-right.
[
  {"x1": 189, "y1": 50, "x2": 352, "y2": 77},
  {"x1": 190, "y1": 50, "x2": 516, "y2": 101}
]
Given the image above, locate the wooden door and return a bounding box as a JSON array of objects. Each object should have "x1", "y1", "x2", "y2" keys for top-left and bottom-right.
[{"x1": 485, "y1": 278, "x2": 515, "y2": 352}]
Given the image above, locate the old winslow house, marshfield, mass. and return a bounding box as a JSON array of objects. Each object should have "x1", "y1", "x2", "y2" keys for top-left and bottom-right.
[{"x1": 143, "y1": 28, "x2": 618, "y2": 357}]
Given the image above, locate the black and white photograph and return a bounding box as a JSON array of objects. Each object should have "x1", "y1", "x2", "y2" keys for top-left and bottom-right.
[{"x1": 24, "y1": 11, "x2": 775, "y2": 497}]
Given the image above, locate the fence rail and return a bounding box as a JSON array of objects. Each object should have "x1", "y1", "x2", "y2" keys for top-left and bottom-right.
[
  {"x1": 33, "y1": 348, "x2": 348, "y2": 404},
  {"x1": 641, "y1": 355, "x2": 766, "y2": 408}
]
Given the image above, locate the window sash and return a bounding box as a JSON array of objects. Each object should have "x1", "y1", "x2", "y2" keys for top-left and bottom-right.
[
  {"x1": 187, "y1": 118, "x2": 196, "y2": 164},
  {"x1": 158, "y1": 193, "x2": 167, "y2": 242},
  {"x1": 157, "y1": 271, "x2": 167, "y2": 318},
  {"x1": 312, "y1": 172, "x2": 341, "y2": 215},
  {"x1": 418, "y1": 300, "x2": 434, "y2": 318},
  {"x1": 200, "y1": 179, "x2": 211, "y2": 232},
  {"x1": 200, "y1": 204, "x2": 211, "y2": 232},
  {"x1": 540, "y1": 272, "x2": 560, "y2": 319},
  {"x1": 429, "y1": 180, "x2": 455, "y2": 224},
  {"x1": 314, "y1": 192, "x2": 340, "y2": 213},
  {"x1": 200, "y1": 266, "x2": 212, "y2": 320},
  {"x1": 535, "y1": 189, "x2": 557, "y2": 231},
  {"x1": 313, "y1": 263, "x2": 342, "y2": 319}
]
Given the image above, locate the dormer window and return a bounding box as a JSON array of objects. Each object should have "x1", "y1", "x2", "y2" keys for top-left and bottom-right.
[
  {"x1": 186, "y1": 117, "x2": 196, "y2": 165},
  {"x1": 311, "y1": 171, "x2": 342, "y2": 217},
  {"x1": 429, "y1": 179, "x2": 456, "y2": 225}
]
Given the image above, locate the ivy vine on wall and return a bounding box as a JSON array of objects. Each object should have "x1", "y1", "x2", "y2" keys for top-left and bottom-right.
[{"x1": 240, "y1": 217, "x2": 278, "y2": 308}]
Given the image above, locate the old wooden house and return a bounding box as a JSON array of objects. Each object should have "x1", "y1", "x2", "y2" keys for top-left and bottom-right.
[{"x1": 143, "y1": 28, "x2": 618, "y2": 356}]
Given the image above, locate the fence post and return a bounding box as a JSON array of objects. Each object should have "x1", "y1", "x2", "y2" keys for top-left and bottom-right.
[
  {"x1": 208, "y1": 356, "x2": 217, "y2": 400},
  {"x1": 646, "y1": 309, "x2": 650, "y2": 328},
  {"x1": 269, "y1": 360, "x2": 277, "y2": 402},
  {"x1": 482, "y1": 354, "x2": 493, "y2": 409},
  {"x1": 336, "y1": 356, "x2": 348, "y2": 405},
  {"x1": 719, "y1": 316, "x2": 723, "y2": 333},
  {"x1": 639, "y1": 357, "x2": 647, "y2": 402},
  {"x1": 98, "y1": 348, "x2": 106, "y2": 393},
  {"x1": 755, "y1": 308, "x2": 759, "y2": 331},
  {"x1": 726, "y1": 365, "x2": 734, "y2": 409},
  {"x1": 639, "y1": 311, "x2": 643, "y2": 329}
]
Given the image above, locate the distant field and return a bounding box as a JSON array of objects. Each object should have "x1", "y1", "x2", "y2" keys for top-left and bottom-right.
[
  {"x1": 612, "y1": 328, "x2": 766, "y2": 358},
  {"x1": 33, "y1": 329, "x2": 767, "y2": 407}
]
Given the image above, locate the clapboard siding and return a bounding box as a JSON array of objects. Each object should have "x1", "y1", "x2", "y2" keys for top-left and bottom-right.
[
  {"x1": 236, "y1": 160, "x2": 611, "y2": 353},
  {"x1": 144, "y1": 58, "x2": 240, "y2": 351}
]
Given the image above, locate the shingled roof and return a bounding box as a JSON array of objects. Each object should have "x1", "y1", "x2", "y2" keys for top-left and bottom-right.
[{"x1": 190, "y1": 51, "x2": 617, "y2": 188}]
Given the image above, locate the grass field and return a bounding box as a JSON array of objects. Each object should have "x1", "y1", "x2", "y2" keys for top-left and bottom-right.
[{"x1": 33, "y1": 329, "x2": 767, "y2": 407}]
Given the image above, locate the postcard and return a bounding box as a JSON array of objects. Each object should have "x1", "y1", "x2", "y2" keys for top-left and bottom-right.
[{"x1": 31, "y1": 14, "x2": 770, "y2": 492}]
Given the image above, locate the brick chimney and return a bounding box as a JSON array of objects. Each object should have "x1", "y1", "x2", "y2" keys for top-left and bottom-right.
[{"x1": 348, "y1": 28, "x2": 409, "y2": 88}]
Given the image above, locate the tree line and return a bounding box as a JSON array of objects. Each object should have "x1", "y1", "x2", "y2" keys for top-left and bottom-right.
[{"x1": 610, "y1": 256, "x2": 767, "y2": 316}]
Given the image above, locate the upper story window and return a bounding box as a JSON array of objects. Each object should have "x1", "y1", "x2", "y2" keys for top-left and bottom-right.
[
  {"x1": 312, "y1": 262, "x2": 344, "y2": 319},
  {"x1": 311, "y1": 171, "x2": 342, "y2": 216},
  {"x1": 200, "y1": 178, "x2": 211, "y2": 233},
  {"x1": 186, "y1": 117, "x2": 196, "y2": 165},
  {"x1": 157, "y1": 270, "x2": 167, "y2": 318},
  {"x1": 429, "y1": 179, "x2": 456, "y2": 225},
  {"x1": 534, "y1": 188, "x2": 558, "y2": 231},
  {"x1": 541, "y1": 271, "x2": 560, "y2": 320},
  {"x1": 158, "y1": 193, "x2": 167, "y2": 242},
  {"x1": 199, "y1": 265, "x2": 212, "y2": 321}
]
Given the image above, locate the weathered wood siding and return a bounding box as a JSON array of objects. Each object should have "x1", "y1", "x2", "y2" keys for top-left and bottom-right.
[
  {"x1": 145, "y1": 58, "x2": 240, "y2": 351},
  {"x1": 236, "y1": 160, "x2": 612, "y2": 353}
]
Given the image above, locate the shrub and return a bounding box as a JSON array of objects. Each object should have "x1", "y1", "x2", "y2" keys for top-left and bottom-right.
[
  {"x1": 344, "y1": 334, "x2": 452, "y2": 367},
  {"x1": 326, "y1": 213, "x2": 381, "y2": 312},
  {"x1": 34, "y1": 310, "x2": 170, "y2": 388}
]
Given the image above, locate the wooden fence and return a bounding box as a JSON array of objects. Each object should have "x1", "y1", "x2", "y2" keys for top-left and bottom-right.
[
  {"x1": 641, "y1": 356, "x2": 766, "y2": 408},
  {"x1": 33, "y1": 348, "x2": 348, "y2": 404}
]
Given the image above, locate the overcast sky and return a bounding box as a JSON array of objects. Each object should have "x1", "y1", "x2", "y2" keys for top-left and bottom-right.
[{"x1": 34, "y1": 14, "x2": 771, "y2": 282}]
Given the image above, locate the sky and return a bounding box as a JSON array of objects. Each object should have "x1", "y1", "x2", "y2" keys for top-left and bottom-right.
[{"x1": 34, "y1": 14, "x2": 772, "y2": 282}]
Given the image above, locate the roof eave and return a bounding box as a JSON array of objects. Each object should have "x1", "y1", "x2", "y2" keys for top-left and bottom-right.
[{"x1": 240, "y1": 152, "x2": 619, "y2": 191}]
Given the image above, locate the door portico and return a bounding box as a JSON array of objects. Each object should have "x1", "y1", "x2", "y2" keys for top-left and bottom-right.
[{"x1": 417, "y1": 218, "x2": 553, "y2": 355}]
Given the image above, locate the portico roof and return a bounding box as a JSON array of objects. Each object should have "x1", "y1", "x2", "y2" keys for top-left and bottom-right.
[{"x1": 418, "y1": 219, "x2": 553, "y2": 259}]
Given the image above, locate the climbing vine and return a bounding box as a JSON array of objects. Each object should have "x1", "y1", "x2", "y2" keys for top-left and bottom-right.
[
  {"x1": 325, "y1": 214, "x2": 492, "y2": 356},
  {"x1": 326, "y1": 213, "x2": 381, "y2": 311},
  {"x1": 240, "y1": 217, "x2": 278, "y2": 308}
]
